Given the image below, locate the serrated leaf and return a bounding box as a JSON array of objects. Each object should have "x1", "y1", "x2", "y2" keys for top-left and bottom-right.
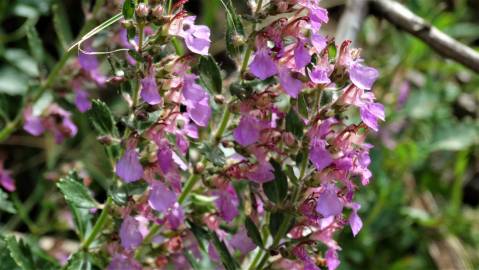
[
  {"x1": 210, "y1": 232, "x2": 240, "y2": 270},
  {"x1": 244, "y1": 217, "x2": 263, "y2": 248},
  {"x1": 0, "y1": 237, "x2": 20, "y2": 270},
  {"x1": 69, "y1": 202, "x2": 92, "y2": 240},
  {"x1": 57, "y1": 172, "x2": 98, "y2": 209},
  {"x1": 222, "y1": 0, "x2": 244, "y2": 56},
  {"x1": 199, "y1": 56, "x2": 222, "y2": 94},
  {"x1": 5, "y1": 236, "x2": 59, "y2": 270},
  {"x1": 65, "y1": 252, "x2": 92, "y2": 270},
  {"x1": 0, "y1": 189, "x2": 16, "y2": 214},
  {"x1": 285, "y1": 109, "x2": 304, "y2": 138},
  {"x1": 122, "y1": 0, "x2": 135, "y2": 20},
  {"x1": 263, "y1": 160, "x2": 288, "y2": 204},
  {"x1": 86, "y1": 99, "x2": 118, "y2": 136}
]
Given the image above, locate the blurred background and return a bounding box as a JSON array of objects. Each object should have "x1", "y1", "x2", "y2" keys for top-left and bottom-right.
[{"x1": 0, "y1": 0, "x2": 478, "y2": 269}]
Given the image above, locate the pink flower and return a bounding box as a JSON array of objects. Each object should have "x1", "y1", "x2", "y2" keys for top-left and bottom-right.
[
  {"x1": 148, "y1": 182, "x2": 177, "y2": 213},
  {"x1": 233, "y1": 115, "x2": 262, "y2": 146},
  {"x1": 182, "y1": 74, "x2": 211, "y2": 127},
  {"x1": 249, "y1": 48, "x2": 278, "y2": 80},
  {"x1": 316, "y1": 184, "x2": 343, "y2": 218},
  {"x1": 120, "y1": 216, "x2": 149, "y2": 250},
  {"x1": 0, "y1": 161, "x2": 15, "y2": 192},
  {"x1": 140, "y1": 68, "x2": 162, "y2": 105},
  {"x1": 170, "y1": 16, "x2": 211, "y2": 55},
  {"x1": 116, "y1": 147, "x2": 144, "y2": 182}
]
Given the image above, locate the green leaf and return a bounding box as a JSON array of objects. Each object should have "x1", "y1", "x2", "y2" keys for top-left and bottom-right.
[
  {"x1": 110, "y1": 181, "x2": 148, "y2": 206},
  {"x1": 4, "y1": 49, "x2": 39, "y2": 77},
  {"x1": 64, "y1": 252, "x2": 92, "y2": 270},
  {"x1": 222, "y1": 0, "x2": 244, "y2": 57},
  {"x1": 199, "y1": 144, "x2": 225, "y2": 166},
  {"x1": 285, "y1": 109, "x2": 304, "y2": 138},
  {"x1": 128, "y1": 49, "x2": 143, "y2": 63},
  {"x1": 69, "y1": 202, "x2": 92, "y2": 240},
  {"x1": 0, "y1": 237, "x2": 20, "y2": 270},
  {"x1": 5, "y1": 236, "x2": 59, "y2": 270},
  {"x1": 210, "y1": 232, "x2": 240, "y2": 270},
  {"x1": 122, "y1": 0, "x2": 135, "y2": 20},
  {"x1": 5, "y1": 236, "x2": 35, "y2": 270},
  {"x1": 263, "y1": 160, "x2": 288, "y2": 204},
  {"x1": 86, "y1": 99, "x2": 118, "y2": 136},
  {"x1": 268, "y1": 212, "x2": 284, "y2": 240},
  {"x1": 0, "y1": 189, "x2": 16, "y2": 214},
  {"x1": 52, "y1": 2, "x2": 73, "y2": 50},
  {"x1": 26, "y1": 24, "x2": 44, "y2": 64},
  {"x1": 199, "y1": 56, "x2": 222, "y2": 94},
  {"x1": 57, "y1": 172, "x2": 98, "y2": 209},
  {"x1": 244, "y1": 217, "x2": 263, "y2": 248},
  {"x1": 0, "y1": 67, "x2": 29, "y2": 95}
]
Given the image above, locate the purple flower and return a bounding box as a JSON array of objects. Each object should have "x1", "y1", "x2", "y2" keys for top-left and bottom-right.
[
  {"x1": 249, "y1": 49, "x2": 278, "y2": 80},
  {"x1": 360, "y1": 102, "x2": 385, "y2": 132},
  {"x1": 140, "y1": 71, "x2": 161, "y2": 105},
  {"x1": 279, "y1": 68, "x2": 303, "y2": 98},
  {"x1": 107, "y1": 254, "x2": 141, "y2": 270},
  {"x1": 0, "y1": 162, "x2": 15, "y2": 192},
  {"x1": 229, "y1": 227, "x2": 256, "y2": 255},
  {"x1": 23, "y1": 107, "x2": 45, "y2": 136},
  {"x1": 299, "y1": 0, "x2": 329, "y2": 30},
  {"x1": 208, "y1": 242, "x2": 220, "y2": 262},
  {"x1": 45, "y1": 105, "x2": 78, "y2": 143},
  {"x1": 309, "y1": 139, "x2": 333, "y2": 171},
  {"x1": 170, "y1": 16, "x2": 211, "y2": 55},
  {"x1": 182, "y1": 74, "x2": 211, "y2": 127},
  {"x1": 74, "y1": 88, "x2": 92, "y2": 112},
  {"x1": 246, "y1": 161, "x2": 274, "y2": 183},
  {"x1": 325, "y1": 249, "x2": 340, "y2": 270},
  {"x1": 166, "y1": 203, "x2": 184, "y2": 230},
  {"x1": 310, "y1": 66, "x2": 331, "y2": 84},
  {"x1": 349, "y1": 203, "x2": 363, "y2": 236},
  {"x1": 316, "y1": 184, "x2": 343, "y2": 218},
  {"x1": 78, "y1": 51, "x2": 106, "y2": 86},
  {"x1": 349, "y1": 63, "x2": 379, "y2": 90},
  {"x1": 311, "y1": 33, "x2": 327, "y2": 53},
  {"x1": 233, "y1": 115, "x2": 262, "y2": 146},
  {"x1": 148, "y1": 182, "x2": 177, "y2": 212},
  {"x1": 116, "y1": 148, "x2": 143, "y2": 182},
  {"x1": 214, "y1": 184, "x2": 239, "y2": 222},
  {"x1": 157, "y1": 144, "x2": 174, "y2": 174},
  {"x1": 294, "y1": 39, "x2": 311, "y2": 69},
  {"x1": 120, "y1": 216, "x2": 147, "y2": 250}
]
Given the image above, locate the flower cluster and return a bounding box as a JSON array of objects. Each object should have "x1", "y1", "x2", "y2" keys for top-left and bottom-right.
[{"x1": 15, "y1": 0, "x2": 384, "y2": 269}]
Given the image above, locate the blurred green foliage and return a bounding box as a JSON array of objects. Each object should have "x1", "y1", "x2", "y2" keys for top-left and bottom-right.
[{"x1": 0, "y1": 0, "x2": 478, "y2": 269}]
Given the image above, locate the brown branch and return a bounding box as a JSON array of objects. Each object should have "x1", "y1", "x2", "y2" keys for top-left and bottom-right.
[{"x1": 369, "y1": 0, "x2": 479, "y2": 73}]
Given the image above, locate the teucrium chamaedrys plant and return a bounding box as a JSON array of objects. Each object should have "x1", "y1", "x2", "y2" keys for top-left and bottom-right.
[{"x1": 19, "y1": 0, "x2": 385, "y2": 269}]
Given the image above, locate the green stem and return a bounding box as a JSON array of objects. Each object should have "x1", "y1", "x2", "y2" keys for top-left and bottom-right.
[
  {"x1": 80, "y1": 197, "x2": 112, "y2": 249},
  {"x1": 214, "y1": 106, "x2": 231, "y2": 143},
  {"x1": 167, "y1": 0, "x2": 173, "y2": 14},
  {"x1": 178, "y1": 164, "x2": 203, "y2": 204}
]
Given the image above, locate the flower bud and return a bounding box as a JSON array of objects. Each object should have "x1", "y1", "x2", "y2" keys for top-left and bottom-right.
[
  {"x1": 195, "y1": 162, "x2": 205, "y2": 173},
  {"x1": 282, "y1": 132, "x2": 296, "y2": 146},
  {"x1": 214, "y1": 95, "x2": 225, "y2": 104},
  {"x1": 97, "y1": 135, "x2": 113, "y2": 145},
  {"x1": 152, "y1": 5, "x2": 164, "y2": 19},
  {"x1": 106, "y1": 76, "x2": 126, "y2": 85},
  {"x1": 135, "y1": 3, "x2": 149, "y2": 18}
]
